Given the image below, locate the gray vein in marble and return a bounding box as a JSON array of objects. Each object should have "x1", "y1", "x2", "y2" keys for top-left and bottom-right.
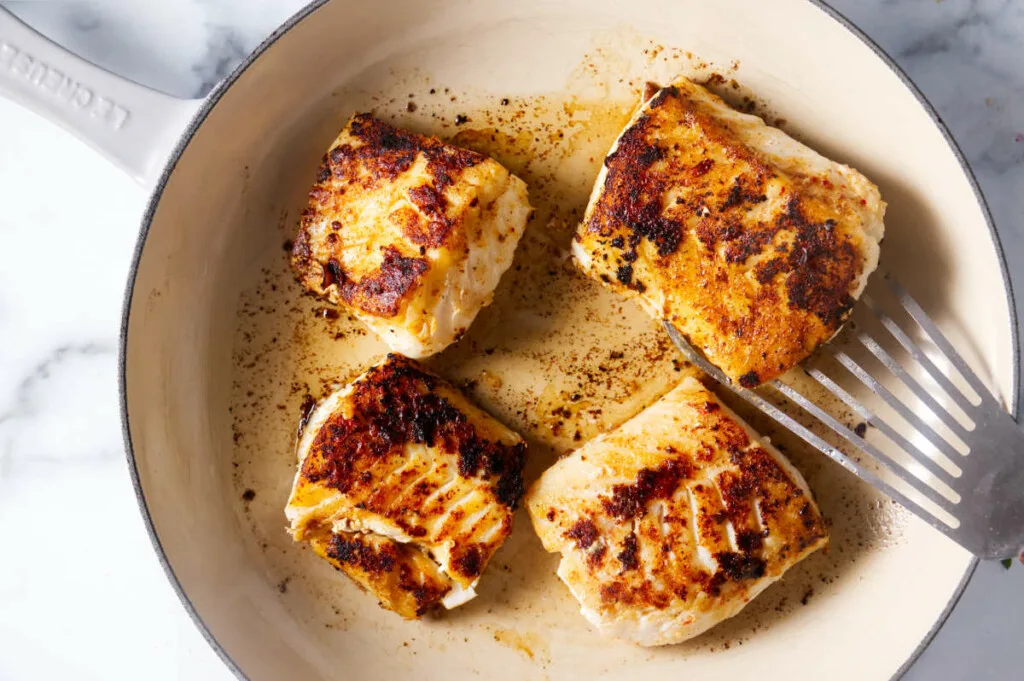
[
  {"x1": 190, "y1": 24, "x2": 248, "y2": 97},
  {"x1": 0, "y1": 342, "x2": 112, "y2": 422},
  {"x1": 0, "y1": 342, "x2": 119, "y2": 476}
]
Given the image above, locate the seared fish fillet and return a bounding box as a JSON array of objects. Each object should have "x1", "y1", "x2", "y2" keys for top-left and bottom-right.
[
  {"x1": 292, "y1": 114, "x2": 532, "y2": 358},
  {"x1": 286, "y1": 354, "x2": 527, "y2": 618},
  {"x1": 574, "y1": 77, "x2": 885, "y2": 386},
  {"x1": 526, "y1": 377, "x2": 828, "y2": 646}
]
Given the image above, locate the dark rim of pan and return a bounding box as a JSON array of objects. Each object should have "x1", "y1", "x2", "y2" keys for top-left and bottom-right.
[{"x1": 116, "y1": 1, "x2": 1018, "y2": 679}]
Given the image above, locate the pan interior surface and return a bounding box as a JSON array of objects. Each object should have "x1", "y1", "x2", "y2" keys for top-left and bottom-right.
[{"x1": 123, "y1": 1, "x2": 1012, "y2": 679}]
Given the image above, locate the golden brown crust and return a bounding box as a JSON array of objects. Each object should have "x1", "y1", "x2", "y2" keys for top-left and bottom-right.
[
  {"x1": 577, "y1": 79, "x2": 883, "y2": 386},
  {"x1": 299, "y1": 354, "x2": 526, "y2": 514},
  {"x1": 310, "y1": 531, "x2": 452, "y2": 619},
  {"x1": 526, "y1": 378, "x2": 828, "y2": 644},
  {"x1": 287, "y1": 354, "x2": 526, "y2": 609},
  {"x1": 290, "y1": 114, "x2": 487, "y2": 318}
]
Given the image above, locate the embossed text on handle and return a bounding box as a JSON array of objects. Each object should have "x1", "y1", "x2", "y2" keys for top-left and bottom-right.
[{"x1": 0, "y1": 40, "x2": 130, "y2": 130}]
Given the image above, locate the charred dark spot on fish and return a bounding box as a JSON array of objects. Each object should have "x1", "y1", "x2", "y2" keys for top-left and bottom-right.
[
  {"x1": 602, "y1": 459, "x2": 692, "y2": 520},
  {"x1": 617, "y1": 532, "x2": 640, "y2": 571},
  {"x1": 334, "y1": 247, "x2": 428, "y2": 317},
  {"x1": 738, "y1": 371, "x2": 760, "y2": 388},
  {"x1": 754, "y1": 257, "x2": 787, "y2": 284},
  {"x1": 721, "y1": 177, "x2": 768, "y2": 210},
  {"x1": 297, "y1": 393, "x2": 317, "y2": 438},
  {"x1": 565, "y1": 518, "x2": 599, "y2": 549},
  {"x1": 692, "y1": 158, "x2": 715, "y2": 176},
  {"x1": 406, "y1": 183, "x2": 455, "y2": 247},
  {"x1": 716, "y1": 551, "x2": 767, "y2": 581},
  {"x1": 783, "y1": 210, "x2": 859, "y2": 327},
  {"x1": 452, "y1": 545, "x2": 483, "y2": 578},
  {"x1": 327, "y1": 533, "x2": 398, "y2": 575},
  {"x1": 648, "y1": 85, "x2": 679, "y2": 109},
  {"x1": 736, "y1": 529, "x2": 766, "y2": 554},
  {"x1": 322, "y1": 258, "x2": 344, "y2": 289},
  {"x1": 316, "y1": 155, "x2": 332, "y2": 182}
]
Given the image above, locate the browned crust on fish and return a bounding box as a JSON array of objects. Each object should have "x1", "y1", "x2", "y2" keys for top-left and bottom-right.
[
  {"x1": 310, "y1": 531, "x2": 453, "y2": 619},
  {"x1": 291, "y1": 114, "x2": 487, "y2": 318},
  {"x1": 526, "y1": 378, "x2": 828, "y2": 643},
  {"x1": 578, "y1": 81, "x2": 876, "y2": 385}
]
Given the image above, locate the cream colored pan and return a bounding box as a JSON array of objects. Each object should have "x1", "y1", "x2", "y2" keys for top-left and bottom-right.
[{"x1": 0, "y1": 1, "x2": 1016, "y2": 679}]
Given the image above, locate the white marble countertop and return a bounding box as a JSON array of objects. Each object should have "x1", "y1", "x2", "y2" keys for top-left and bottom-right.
[{"x1": 0, "y1": 1, "x2": 1022, "y2": 679}]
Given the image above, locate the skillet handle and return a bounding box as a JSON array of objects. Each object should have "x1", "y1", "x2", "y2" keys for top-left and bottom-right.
[{"x1": 0, "y1": 9, "x2": 202, "y2": 188}]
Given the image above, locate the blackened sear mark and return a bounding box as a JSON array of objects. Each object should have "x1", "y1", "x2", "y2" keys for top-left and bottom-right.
[
  {"x1": 736, "y1": 529, "x2": 766, "y2": 554},
  {"x1": 648, "y1": 85, "x2": 679, "y2": 109},
  {"x1": 316, "y1": 154, "x2": 332, "y2": 182},
  {"x1": 723, "y1": 225, "x2": 777, "y2": 264},
  {"x1": 300, "y1": 355, "x2": 526, "y2": 510},
  {"x1": 854, "y1": 422, "x2": 868, "y2": 438},
  {"x1": 784, "y1": 211, "x2": 858, "y2": 327},
  {"x1": 322, "y1": 258, "x2": 344, "y2": 289},
  {"x1": 617, "y1": 532, "x2": 640, "y2": 571},
  {"x1": 738, "y1": 371, "x2": 760, "y2": 388},
  {"x1": 297, "y1": 393, "x2": 317, "y2": 438},
  {"x1": 588, "y1": 113, "x2": 684, "y2": 257},
  {"x1": 616, "y1": 264, "x2": 634, "y2": 285},
  {"x1": 602, "y1": 459, "x2": 692, "y2": 520},
  {"x1": 241, "y1": 489, "x2": 256, "y2": 502},
  {"x1": 493, "y1": 444, "x2": 527, "y2": 508},
  {"x1": 754, "y1": 257, "x2": 787, "y2": 284},
  {"x1": 721, "y1": 177, "x2": 768, "y2": 210},
  {"x1": 565, "y1": 518, "x2": 599, "y2": 549},
  {"x1": 326, "y1": 533, "x2": 398, "y2": 575},
  {"x1": 692, "y1": 158, "x2": 715, "y2": 176},
  {"x1": 716, "y1": 551, "x2": 767, "y2": 581},
  {"x1": 406, "y1": 183, "x2": 454, "y2": 247},
  {"x1": 336, "y1": 247, "x2": 428, "y2": 318},
  {"x1": 452, "y1": 545, "x2": 483, "y2": 578},
  {"x1": 637, "y1": 144, "x2": 665, "y2": 166}
]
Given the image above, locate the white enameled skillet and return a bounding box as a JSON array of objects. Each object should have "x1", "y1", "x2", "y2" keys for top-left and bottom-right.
[{"x1": 0, "y1": 2, "x2": 1016, "y2": 680}]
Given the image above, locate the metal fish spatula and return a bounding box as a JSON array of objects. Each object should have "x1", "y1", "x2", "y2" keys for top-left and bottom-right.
[{"x1": 666, "y1": 270, "x2": 1024, "y2": 561}]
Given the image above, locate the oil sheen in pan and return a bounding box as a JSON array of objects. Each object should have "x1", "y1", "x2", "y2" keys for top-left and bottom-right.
[{"x1": 227, "y1": 66, "x2": 902, "y2": 672}]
